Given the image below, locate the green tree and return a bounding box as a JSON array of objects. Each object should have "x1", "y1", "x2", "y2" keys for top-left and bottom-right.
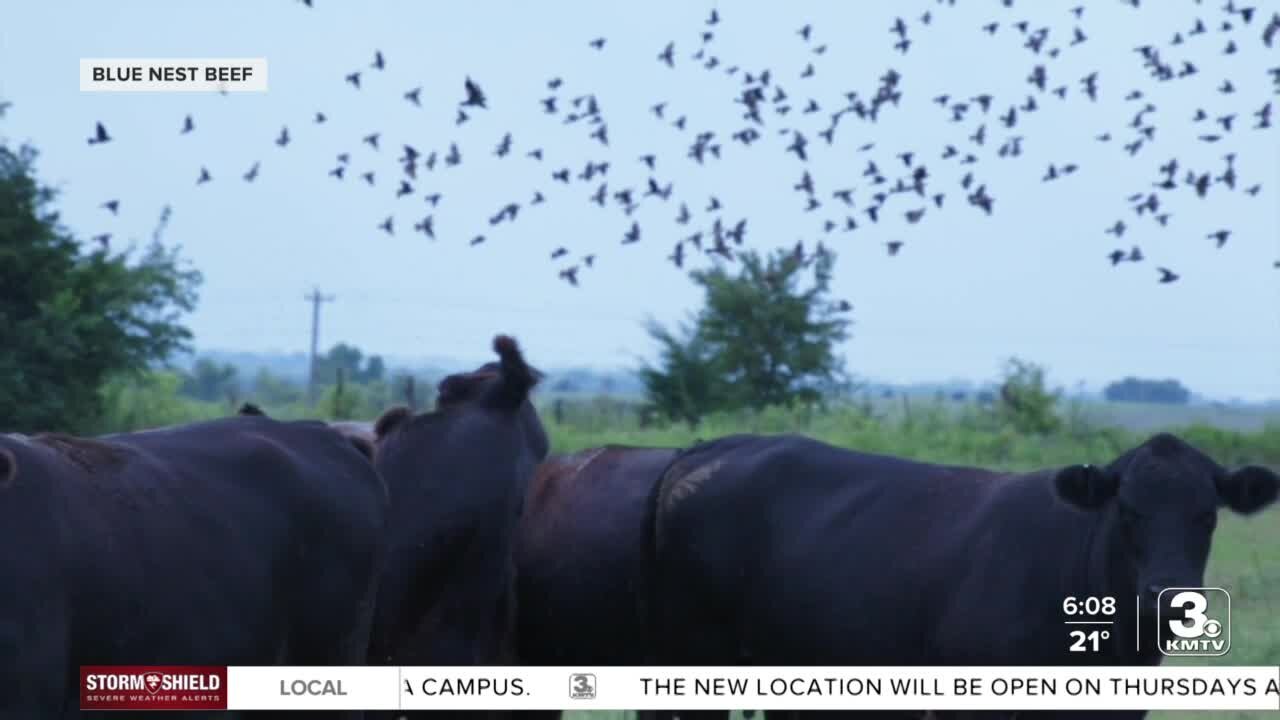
[
  {"x1": 180, "y1": 357, "x2": 240, "y2": 402},
  {"x1": 0, "y1": 141, "x2": 201, "y2": 432},
  {"x1": 640, "y1": 246, "x2": 853, "y2": 424},
  {"x1": 996, "y1": 357, "x2": 1062, "y2": 435},
  {"x1": 98, "y1": 370, "x2": 221, "y2": 433},
  {"x1": 319, "y1": 369, "x2": 359, "y2": 420},
  {"x1": 638, "y1": 317, "x2": 731, "y2": 427},
  {"x1": 1103, "y1": 376, "x2": 1192, "y2": 405},
  {"x1": 249, "y1": 367, "x2": 303, "y2": 406},
  {"x1": 315, "y1": 342, "x2": 386, "y2": 385}
]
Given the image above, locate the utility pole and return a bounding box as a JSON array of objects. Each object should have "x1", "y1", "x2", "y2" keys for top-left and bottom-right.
[{"x1": 304, "y1": 287, "x2": 335, "y2": 406}]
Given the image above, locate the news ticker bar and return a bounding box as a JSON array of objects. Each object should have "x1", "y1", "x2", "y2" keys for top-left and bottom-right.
[{"x1": 80, "y1": 666, "x2": 1280, "y2": 712}]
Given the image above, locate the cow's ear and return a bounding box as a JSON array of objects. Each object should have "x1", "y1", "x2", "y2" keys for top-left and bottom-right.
[
  {"x1": 237, "y1": 402, "x2": 266, "y2": 417},
  {"x1": 1216, "y1": 466, "x2": 1280, "y2": 515},
  {"x1": 374, "y1": 406, "x2": 413, "y2": 440},
  {"x1": 0, "y1": 448, "x2": 15, "y2": 488},
  {"x1": 1054, "y1": 464, "x2": 1118, "y2": 510}
]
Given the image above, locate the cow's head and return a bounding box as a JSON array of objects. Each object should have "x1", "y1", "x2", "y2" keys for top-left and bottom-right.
[
  {"x1": 1054, "y1": 433, "x2": 1278, "y2": 613},
  {"x1": 373, "y1": 336, "x2": 550, "y2": 497},
  {"x1": 433, "y1": 357, "x2": 549, "y2": 463}
]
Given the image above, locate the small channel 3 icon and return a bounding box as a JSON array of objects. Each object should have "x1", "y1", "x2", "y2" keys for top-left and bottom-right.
[
  {"x1": 1159, "y1": 587, "x2": 1231, "y2": 657},
  {"x1": 569, "y1": 673, "x2": 596, "y2": 700}
]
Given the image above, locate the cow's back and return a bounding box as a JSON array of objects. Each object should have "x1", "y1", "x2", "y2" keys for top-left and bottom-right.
[
  {"x1": 0, "y1": 416, "x2": 387, "y2": 718},
  {"x1": 649, "y1": 434, "x2": 1080, "y2": 666},
  {"x1": 516, "y1": 446, "x2": 677, "y2": 665}
]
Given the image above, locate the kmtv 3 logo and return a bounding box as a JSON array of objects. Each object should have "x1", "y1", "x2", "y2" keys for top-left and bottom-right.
[
  {"x1": 569, "y1": 673, "x2": 596, "y2": 700},
  {"x1": 1159, "y1": 587, "x2": 1230, "y2": 657}
]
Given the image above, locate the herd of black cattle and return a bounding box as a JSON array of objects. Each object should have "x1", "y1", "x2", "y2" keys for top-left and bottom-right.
[{"x1": 0, "y1": 334, "x2": 1276, "y2": 720}]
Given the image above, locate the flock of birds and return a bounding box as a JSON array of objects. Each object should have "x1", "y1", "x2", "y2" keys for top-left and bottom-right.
[{"x1": 82, "y1": 0, "x2": 1279, "y2": 290}]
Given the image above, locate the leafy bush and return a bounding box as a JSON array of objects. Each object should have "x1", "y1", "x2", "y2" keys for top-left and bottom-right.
[{"x1": 995, "y1": 358, "x2": 1062, "y2": 435}]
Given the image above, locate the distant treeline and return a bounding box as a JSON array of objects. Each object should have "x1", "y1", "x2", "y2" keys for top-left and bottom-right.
[{"x1": 1103, "y1": 376, "x2": 1192, "y2": 405}]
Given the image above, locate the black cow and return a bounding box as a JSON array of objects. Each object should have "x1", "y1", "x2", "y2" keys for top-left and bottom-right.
[
  {"x1": 0, "y1": 415, "x2": 389, "y2": 719},
  {"x1": 513, "y1": 446, "x2": 738, "y2": 720},
  {"x1": 238, "y1": 404, "x2": 377, "y2": 462},
  {"x1": 516, "y1": 446, "x2": 677, "y2": 667},
  {"x1": 367, "y1": 335, "x2": 548, "y2": 669},
  {"x1": 647, "y1": 433, "x2": 1278, "y2": 720}
]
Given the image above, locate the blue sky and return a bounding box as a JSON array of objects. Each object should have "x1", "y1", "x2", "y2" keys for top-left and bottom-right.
[{"x1": 1, "y1": 1, "x2": 1277, "y2": 400}]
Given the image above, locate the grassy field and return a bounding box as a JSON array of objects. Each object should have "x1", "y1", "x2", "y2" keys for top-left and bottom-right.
[{"x1": 541, "y1": 401, "x2": 1280, "y2": 720}]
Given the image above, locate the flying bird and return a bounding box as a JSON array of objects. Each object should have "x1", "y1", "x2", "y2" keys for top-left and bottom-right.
[
  {"x1": 243, "y1": 162, "x2": 260, "y2": 182},
  {"x1": 1157, "y1": 267, "x2": 1179, "y2": 283},
  {"x1": 668, "y1": 242, "x2": 685, "y2": 268},
  {"x1": 1265, "y1": 12, "x2": 1280, "y2": 46},
  {"x1": 180, "y1": 115, "x2": 194, "y2": 134},
  {"x1": 196, "y1": 167, "x2": 211, "y2": 184},
  {"x1": 413, "y1": 215, "x2": 435, "y2": 239},
  {"x1": 101, "y1": 200, "x2": 119, "y2": 214},
  {"x1": 786, "y1": 131, "x2": 809, "y2": 161},
  {"x1": 371, "y1": 50, "x2": 385, "y2": 70},
  {"x1": 658, "y1": 42, "x2": 675, "y2": 67},
  {"x1": 88, "y1": 122, "x2": 111, "y2": 144},
  {"x1": 590, "y1": 124, "x2": 609, "y2": 146},
  {"x1": 494, "y1": 133, "x2": 512, "y2": 157},
  {"x1": 462, "y1": 77, "x2": 487, "y2": 108}
]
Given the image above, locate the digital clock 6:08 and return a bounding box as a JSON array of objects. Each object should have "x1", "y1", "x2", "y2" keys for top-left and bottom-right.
[{"x1": 1062, "y1": 596, "x2": 1116, "y2": 616}]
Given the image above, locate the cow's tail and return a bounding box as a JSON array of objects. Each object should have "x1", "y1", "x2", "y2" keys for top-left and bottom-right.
[
  {"x1": 0, "y1": 447, "x2": 15, "y2": 489},
  {"x1": 483, "y1": 334, "x2": 541, "y2": 411}
]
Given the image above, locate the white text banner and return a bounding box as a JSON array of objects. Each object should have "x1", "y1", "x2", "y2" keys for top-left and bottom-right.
[{"x1": 221, "y1": 666, "x2": 1280, "y2": 712}]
